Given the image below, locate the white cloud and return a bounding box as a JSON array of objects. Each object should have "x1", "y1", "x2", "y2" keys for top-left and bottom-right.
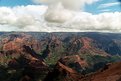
[
  {"x1": 33, "y1": 0, "x2": 99, "y2": 10},
  {"x1": 98, "y1": 2, "x2": 120, "y2": 9},
  {"x1": 44, "y1": 3, "x2": 73, "y2": 23},
  {"x1": 0, "y1": 5, "x2": 48, "y2": 31},
  {"x1": 0, "y1": 5, "x2": 121, "y2": 32},
  {"x1": 32, "y1": 0, "x2": 99, "y2": 23},
  {"x1": 100, "y1": 9, "x2": 111, "y2": 12}
]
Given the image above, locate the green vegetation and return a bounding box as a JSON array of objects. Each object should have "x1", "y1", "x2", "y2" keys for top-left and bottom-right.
[
  {"x1": 0, "y1": 65, "x2": 24, "y2": 81},
  {"x1": 79, "y1": 54, "x2": 121, "y2": 74},
  {"x1": 80, "y1": 54, "x2": 121, "y2": 65},
  {"x1": 0, "y1": 45, "x2": 3, "y2": 51},
  {"x1": 43, "y1": 45, "x2": 66, "y2": 65}
]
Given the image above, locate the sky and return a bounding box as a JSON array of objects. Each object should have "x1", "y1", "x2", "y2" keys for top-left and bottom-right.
[
  {"x1": 0, "y1": 0, "x2": 121, "y2": 32},
  {"x1": 0, "y1": 0, "x2": 120, "y2": 14}
]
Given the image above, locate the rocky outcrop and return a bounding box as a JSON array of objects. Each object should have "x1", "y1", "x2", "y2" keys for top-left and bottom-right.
[
  {"x1": 1, "y1": 33, "x2": 41, "y2": 54},
  {"x1": 41, "y1": 34, "x2": 63, "y2": 58},
  {"x1": 44, "y1": 62, "x2": 121, "y2": 81},
  {"x1": 85, "y1": 62, "x2": 121, "y2": 81},
  {"x1": 7, "y1": 45, "x2": 49, "y2": 81},
  {"x1": 44, "y1": 62, "x2": 83, "y2": 81},
  {"x1": 67, "y1": 37, "x2": 109, "y2": 56},
  {"x1": 59, "y1": 55, "x2": 88, "y2": 73},
  {"x1": 0, "y1": 33, "x2": 42, "y2": 64},
  {"x1": 0, "y1": 33, "x2": 49, "y2": 81}
]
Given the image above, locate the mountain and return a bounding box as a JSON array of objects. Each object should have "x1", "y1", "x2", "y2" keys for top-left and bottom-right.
[
  {"x1": 0, "y1": 33, "x2": 48, "y2": 81},
  {"x1": 84, "y1": 33, "x2": 121, "y2": 55},
  {"x1": 59, "y1": 55, "x2": 88, "y2": 73},
  {"x1": 44, "y1": 61, "x2": 121, "y2": 81},
  {"x1": 44, "y1": 62, "x2": 83, "y2": 81},
  {"x1": 40, "y1": 33, "x2": 63, "y2": 59},
  {"x1": 0, "y1": 32, "x2": 121, "y2": 81},
  {"x1": 1, "y1": 32, "x2": 121, "y2": 56},
  {"x1": 81, "y1": 62, "x2": 121, "y2": 81},
  {"x1": 66, "y1": 37, "x2": 109, "y2": 56}
]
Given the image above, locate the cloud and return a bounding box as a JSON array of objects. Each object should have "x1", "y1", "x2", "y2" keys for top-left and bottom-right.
[
  {"x1": 100, "y1": 9, "x2": 111, "y2": 12},
  {"x1": 0, "y1": 5, "x2": 48, "y2": 31},
  {"x1": 32, "y1": 0, "x2": 99, "y2": 23},
  {"x1": 33, "y1": 0, "x2": 99, "y2": 10},
  {"x1": 68, "y1": 12, "x2": 121, "y2": 31},
  {"x1": 0, "y1": 5, "x2": 121, "y2": 32},
  {"x1": 98, "y1": 2, "x2": 120, "y2": 9},
  {"x1": 118, "y1": 0, "x2": 121, "y2": 4},
  {"x1": 44, "y1": 3, "x2": 73, "y2": 23}
]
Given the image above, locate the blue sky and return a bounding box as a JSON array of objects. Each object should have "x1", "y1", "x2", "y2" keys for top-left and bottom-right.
[
  {"x1": 0, "y1": 0, "x2": 35, "y2": 6},
  {"x1": 0, "y1": 0, "x2": 120, "y2": 14},
  {"x1": 85, "y1": 0, "x2": 121, "y2": 14}
]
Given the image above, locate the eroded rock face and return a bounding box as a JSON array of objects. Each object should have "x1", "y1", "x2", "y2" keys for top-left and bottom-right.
[
  {"x1": 76, "y1": 62, "x2": 121, "y2": 81},
  {"x1": 44, "y1": 62, "x2": 121, "y2": 81},
  {"x1": 7, "y1": 45, "x2": 49, "y2": 81},
  {"x1": 44, "y1": 55, "x2": 88, "y2": 81},
  {"x1": 1, "y1": 33, "x2": 41, "y2": 54},
  {"x1": 59, "y1": 55, "x2": 88, "y2": 73},
  {"x1": 67, "y1": 37, "x2": 109, "y2": 56},
  {"x1": 88, "y1": 62, "x2": 121, "y2": 81},
  {"x1": 0, "y1": 33, "x2": 48, "y2": 81},
  {"x1": 41, "y1": 34, "x2": 63, "y2": 58},
  {"x1": 44, "y1": 62, "x2": 83, "y2": 81},
  {"x1": 0, "y1": 33, "x2": 42, "y2": 64}
]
